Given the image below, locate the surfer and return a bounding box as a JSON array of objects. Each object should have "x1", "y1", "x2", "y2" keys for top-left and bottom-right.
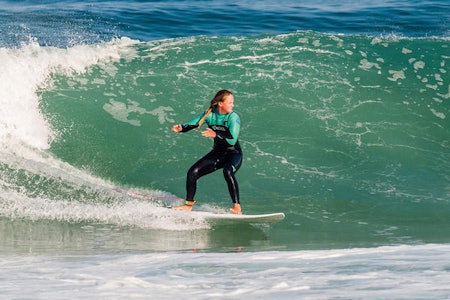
[{"x1": 171, "y1": 89, "x2": 243, "y2": 214}]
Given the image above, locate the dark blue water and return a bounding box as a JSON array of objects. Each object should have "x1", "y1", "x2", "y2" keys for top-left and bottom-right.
[{"x1": 1, "y1": 0, "x2": 448, "y2": 48}]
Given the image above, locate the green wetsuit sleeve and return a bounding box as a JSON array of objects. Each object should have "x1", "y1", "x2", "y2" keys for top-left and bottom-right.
[
  {"x1": 225, "y1": 112, "x2": 240, "y2": 146},
  {"x1": 180, "y1": 112, "x2": 204, "y2": 132}
]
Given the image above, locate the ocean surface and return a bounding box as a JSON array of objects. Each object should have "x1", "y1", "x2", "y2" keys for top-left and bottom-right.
[{"x1": 1, "y1": 0, "x2": 449, "y2": 298}]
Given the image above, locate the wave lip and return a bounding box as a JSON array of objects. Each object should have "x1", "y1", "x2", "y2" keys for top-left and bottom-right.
[{"x1": 0, "y1": 37, "x2": 138, "y2": 152}]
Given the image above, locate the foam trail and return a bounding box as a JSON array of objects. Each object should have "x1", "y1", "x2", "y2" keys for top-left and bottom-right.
[{"x1": 0, "y1": 149, "x2": 208, "y2": 231}]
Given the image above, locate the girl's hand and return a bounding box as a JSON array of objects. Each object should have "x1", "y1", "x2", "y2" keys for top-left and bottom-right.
[
  {"x1": 201, "y1": 128, "x2": 216, "y2": 138},
  {"x1": 172, "y1": 124, "x2": 182, "y2": 132}
]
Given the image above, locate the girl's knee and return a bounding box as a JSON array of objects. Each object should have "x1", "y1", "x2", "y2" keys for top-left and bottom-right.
[
  {"x1": 223, "y1": 165, "x2": 236, "y2": 177},
  {"x1": 187, "y1": 166, "x2": 199, "y2": 179}
]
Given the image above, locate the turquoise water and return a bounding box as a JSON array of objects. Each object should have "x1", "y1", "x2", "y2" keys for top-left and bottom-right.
[
  {"x1": 1, "y1": 0, "x2": 450, "y2": 298},
  {"x1": 36, "y1": 33, "x2": 449, "y2": 248}
]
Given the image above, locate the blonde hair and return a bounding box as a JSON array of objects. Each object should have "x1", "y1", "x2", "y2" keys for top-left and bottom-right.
[{"x1": 197, "y1": 90, "x2": 233, "y2": 128}]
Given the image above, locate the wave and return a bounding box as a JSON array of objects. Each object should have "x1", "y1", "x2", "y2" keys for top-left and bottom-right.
[
  {"x1": 1, "y1": 31, "x2": 449, "y2": 247},
  {"x1": 0, "y1": 37, "x2": 140, "y2": 151},
  {"x1": 0, "y1": 37, "x2": 208, "y2": 231}
]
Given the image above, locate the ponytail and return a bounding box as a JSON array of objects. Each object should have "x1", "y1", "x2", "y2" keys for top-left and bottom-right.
[
  {"x1": 197, "y1": 107, "x2": 213, "y2": 129},
  {"x1": 197, "y1": 89, "x2": 232, "y2": 129}
]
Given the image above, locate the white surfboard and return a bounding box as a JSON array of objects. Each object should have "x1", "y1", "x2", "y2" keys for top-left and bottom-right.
[
  {"x1": 190, "y1": 211, "x2": 285, "y2": 225},
  {"x1": 113, "y1": 187, "x2": 285, "y2": 225}
]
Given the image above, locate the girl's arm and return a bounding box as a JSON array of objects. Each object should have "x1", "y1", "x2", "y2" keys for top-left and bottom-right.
[
  {"x1": 224, "y1": 112, "x2": 240, "y2": 145},
  {"x1": 172, "y1": 112, "x2": 205, "y2": 133}
]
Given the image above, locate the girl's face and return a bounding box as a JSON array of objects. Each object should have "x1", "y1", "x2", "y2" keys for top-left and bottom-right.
[{"x1": 218, "y1": 94, "x2": 234, "y2": 114}]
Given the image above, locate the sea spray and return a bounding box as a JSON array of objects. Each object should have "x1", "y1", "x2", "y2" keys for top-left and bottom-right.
[{"x1": 0, "y1": 37, "x2": 138, "y2": 152}]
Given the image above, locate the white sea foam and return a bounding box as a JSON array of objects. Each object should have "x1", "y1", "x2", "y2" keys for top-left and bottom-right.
[
  {"x1": 1, "y1": 244, "x2": 449, "y2": 299},
  {"x1": 0, "y1": 189, "x2": 208, "y2": 231},
  {"x1": 0, "y1": 37, "x2": 138, "y2": 152},
  {"x1": 0, "y1": 150, "x2": 208, "y2": 232}
]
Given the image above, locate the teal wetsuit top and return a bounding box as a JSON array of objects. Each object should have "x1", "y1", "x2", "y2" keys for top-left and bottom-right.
[{"x1": 181, "y1": 109, "x2": 241, "y2": 153}]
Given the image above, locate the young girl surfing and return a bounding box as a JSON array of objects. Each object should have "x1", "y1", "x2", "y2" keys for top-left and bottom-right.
[{"x1": 171, "y1": 89, "x2": 243, "y2": 214}]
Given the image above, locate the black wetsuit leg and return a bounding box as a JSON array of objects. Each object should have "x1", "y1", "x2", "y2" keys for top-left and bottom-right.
[
  {"x1": 222, "y1": 151, "x2": 242, "y2": 204},
  {"x1": 185, "y1": 151, "x2": 219, "y2": 201},
  {"x1": 186, "y1": 150, "x2": 242, "y2": 203}
]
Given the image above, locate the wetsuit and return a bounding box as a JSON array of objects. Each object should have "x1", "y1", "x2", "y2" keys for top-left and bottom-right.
[{"x1": 180, "y1": 109, "x2": 242, "y2": 204}]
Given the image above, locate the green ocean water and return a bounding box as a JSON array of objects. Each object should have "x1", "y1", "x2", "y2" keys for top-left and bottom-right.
[{"x1": 1, "y1": 31, "x2": 449, "y2": 251}]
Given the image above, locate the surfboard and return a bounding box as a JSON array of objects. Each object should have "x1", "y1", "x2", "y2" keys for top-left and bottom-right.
[
  {"x1": 189, "y1": 211, "x2": 285, "y2": 225},
  {"x1": 113, "y1": 187, "x2": 285, "y2": 225}
]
